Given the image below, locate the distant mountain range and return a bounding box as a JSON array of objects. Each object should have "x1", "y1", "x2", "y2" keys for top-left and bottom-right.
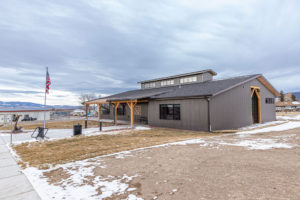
[
  {"x1": 294, "y1": 92, "x2": 300, "y2": 100},
  {"x1": 0, "y1": 101, "x2": 80, "y2": 110}
]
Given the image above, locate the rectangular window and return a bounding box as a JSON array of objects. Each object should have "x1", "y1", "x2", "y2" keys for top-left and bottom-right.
[
  {"x1": 265, "y1": 98, "x2": 274, "y2": 104},
  {"x1": 144, "y1": 82, "x2": 155, "y2": 88},
  {"x1": 159, "y1": 104, "x2": 180, "y2": 120},
  {"x1": 161, "y1": 79, "x2": 174, "y2": 86},
  {"x1": 180, "y1": 76, "x2": 197, "y2": 84}
]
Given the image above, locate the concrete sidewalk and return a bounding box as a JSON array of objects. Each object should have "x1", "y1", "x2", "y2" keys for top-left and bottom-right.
[{"x1": 0, "y1": 137, "x2": 40, "y2": 200}]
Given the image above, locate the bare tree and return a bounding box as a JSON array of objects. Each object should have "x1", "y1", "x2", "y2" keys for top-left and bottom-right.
[
  {"x1": 79, "y1": 94, "x2": 96, "y2": 111},
  {"x1": 79, "y1": 94, "x2": 96, "y2": 105}
]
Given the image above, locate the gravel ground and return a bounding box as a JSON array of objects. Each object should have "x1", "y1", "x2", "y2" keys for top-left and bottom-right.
[{"x1": 39, "y1": 125, "x2": 300, "y2": 200}]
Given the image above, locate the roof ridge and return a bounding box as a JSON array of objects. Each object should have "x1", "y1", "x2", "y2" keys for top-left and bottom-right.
[{"x1": 213, "y1": 74, "x2": 261, "y2": 82}]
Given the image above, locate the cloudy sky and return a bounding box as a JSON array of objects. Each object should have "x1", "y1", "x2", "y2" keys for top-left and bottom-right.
[{"x1": 0, "y1": 0, "x2": 300, "y2": 105}]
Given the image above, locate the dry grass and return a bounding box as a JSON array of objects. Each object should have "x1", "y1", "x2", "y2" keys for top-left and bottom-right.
[
  {"x1": 13, "y1": 128, "x2": 222, "y2": 169},
  {"x1": 276, "y1": 112, "x2": 300, "y2": 116},
  {"x1": 0, "y1": 120, "x2": 113, "y2": 130}
]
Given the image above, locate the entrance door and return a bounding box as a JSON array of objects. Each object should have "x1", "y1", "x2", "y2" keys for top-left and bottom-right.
[
  {"x1": 251, "y1": 87, "x2": 261, "y2": 123},
  {"x1": 252, "y1": 91, "x2": 259, "y2": 123}
]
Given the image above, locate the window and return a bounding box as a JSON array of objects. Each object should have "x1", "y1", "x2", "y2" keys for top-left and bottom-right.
[
  {"x1": 161, "y1": 79, "x2": 174, "y2": 86},
  {"x1": 101, "y1": 104, "x2": 110, "y2": 115},
  {"x1": 144, "y1": 82, "x2": 155, "y2": 88},
  {"x1": 265, "y1": 98, "x2": 274, "y2": 104},
  {"x1": 159, "y1": 104, "x2": 180, "y2": 120},
  {"x1": 180, "y1": 76, "x2": 197, "y2": 84},
  {"x1": 117, "y1": 104, "x2": 126, "y2": 115}
]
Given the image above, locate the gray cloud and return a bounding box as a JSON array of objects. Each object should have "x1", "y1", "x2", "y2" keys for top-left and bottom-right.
[{"x1": 0, "y1": 0, "x2": 300, "y2": 105}]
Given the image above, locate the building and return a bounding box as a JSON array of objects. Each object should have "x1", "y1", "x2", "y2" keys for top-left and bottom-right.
[
  {"x1": 85, "y1": 70, "x2": 279, "y2": 131},
  {"x1": 276, "y1": 101, "x2": 300, "y2": 112},
  {"x1": 70, "y1": 109, "x2": 86, "y2": 116},
  {"x1": 0, "y1": 108, "x2": 51, "y2": 124}
]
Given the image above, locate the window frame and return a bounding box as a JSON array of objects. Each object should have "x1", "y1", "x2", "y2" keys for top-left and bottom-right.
[
  {"x1": 159, "y1": 104, "x2": 181, "y2": 120},
  {"x1": 265, "y1": 98, "x2": 274, "y2": 104},
  {"x1": 180, "y1": 76, "x2": 197, "y2": 84}
]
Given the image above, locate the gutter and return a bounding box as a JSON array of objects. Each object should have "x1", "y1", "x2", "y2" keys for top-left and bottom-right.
[{"x1": 206, "y1": 96, "x2": 212, "y2": 132}]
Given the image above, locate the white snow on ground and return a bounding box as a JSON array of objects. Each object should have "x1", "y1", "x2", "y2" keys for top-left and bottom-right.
[
  {"x1": 238, "y1": 121, "x2": 286, "y2": 130},
  {"x1": 237, "y1": 121, "x2": 300, "y2": 135},
  {"x1": 277, "y1": 114, "x2": 300, "y2": 121},
  {"x1": 22, "y1": 158, "x2": 141, "y2": 200},
  {"x1": 135, "y1": 126, "x2": 151, "y2": 130},
  {"x1": 217, "y1": 139, "x2": 296, "y2": 150}
]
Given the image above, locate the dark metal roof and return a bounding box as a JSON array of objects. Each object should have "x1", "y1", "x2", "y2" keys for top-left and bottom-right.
[
  {"x1": 104, "y1": 74, "x2": 261, "y2": 101},
  {"x1": 138, "y1": 69, "x2": 217, "y2": 84}
]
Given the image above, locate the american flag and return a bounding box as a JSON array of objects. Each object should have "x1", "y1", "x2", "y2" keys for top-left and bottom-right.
[{"x1": 46, "y1": 69, "x2": 51, "y2": 94}]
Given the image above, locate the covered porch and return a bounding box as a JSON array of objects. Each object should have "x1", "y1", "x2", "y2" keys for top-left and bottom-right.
[{"x1": 84, "y1": 98, "x2": 148, "y2": 128}]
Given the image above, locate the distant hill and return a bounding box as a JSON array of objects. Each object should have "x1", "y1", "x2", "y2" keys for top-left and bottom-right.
[
  {"x1": 0, "y1": 101, "x2": 79, "y2": 110},
  {"x1": 294, "y1": 92, "x2": 300, "y2": 100}
]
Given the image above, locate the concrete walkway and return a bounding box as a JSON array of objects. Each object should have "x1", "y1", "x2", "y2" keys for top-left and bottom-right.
[{"x1": 0, "y1": 137, "x2": 40, "y2": 200}]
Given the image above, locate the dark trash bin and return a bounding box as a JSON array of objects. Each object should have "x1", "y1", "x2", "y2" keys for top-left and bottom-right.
[{"x1": 73, "y1": 124, "x2": 82, "y2": 136}]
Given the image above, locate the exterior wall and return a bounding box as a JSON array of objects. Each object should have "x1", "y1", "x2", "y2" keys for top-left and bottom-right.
[
  {"x1": 0, "y1": 111, "x2": 51, "y2": 123},
  {"x1": 210, "y1": 79, "x2": 276, "y2": 130},
  {"x1": 101, "y1": 103, "x2": 148, "y2": 123},
  {"x1": 148, "y1": 99, "x2": 209, "y2": 131},
  {"x1": 141, "y1": 72, "x2": 213, "y2": 89}
]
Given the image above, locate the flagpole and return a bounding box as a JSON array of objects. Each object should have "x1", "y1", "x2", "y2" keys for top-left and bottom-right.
[{"x1": 44, "y1": 67, "x2": 48, "y2": 130}]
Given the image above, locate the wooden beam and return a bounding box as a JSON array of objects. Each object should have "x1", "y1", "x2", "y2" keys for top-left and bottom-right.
[
  {"x1": 254, "y1": 89, "x2": 262, "y2": 123},
  {"x1": 251, "y1": 87, "x2": 262, "y2": 124},
  {"x1": 127, "y1": 101, "x2": 137, "y2": 128},
  {"x1": 110, "y1": 99, "x2": 148, "y2": 104},
  {"x1": 113, "y1": 102, "x2": 120, "y2": 125},
  {"x1": 257, "y1": 76, "x2": 280, "y2": 96}
]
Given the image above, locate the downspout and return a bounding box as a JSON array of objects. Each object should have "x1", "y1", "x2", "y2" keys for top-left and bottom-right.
[{"x1": 206, "y1": 96, "x2": 212, "y2": 132}]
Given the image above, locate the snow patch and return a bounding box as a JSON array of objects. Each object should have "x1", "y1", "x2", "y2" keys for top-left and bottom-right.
[
  {"x1": 135, "y1": 126, "x2": 151, "y2": 130},
  {"x1": 237, "y1": 121, "x2": 300, "y2": 135},
  {"x1": 230, "y1": 139, "x2": 295, "y2": 150},
  {"x1": 23, "y1": 159, "x2": 140, "y2": 200},
  {"x1": 239, "y1": 121, "x2": 286, "y2": 131},
  {"x1": 126, "y1": 194, "x2": 143, "y2": 200},
  {"x1": 277, "y1": 115, "x2": 300, "y2": 121}
]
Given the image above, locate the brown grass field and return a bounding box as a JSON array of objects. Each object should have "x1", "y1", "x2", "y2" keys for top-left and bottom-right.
[
  {"x1": 0, "y1": 119, "x2": 114, "y2": 130},
  {"x1": 12, "y1": 128, "x2": 224, "y2": 169},
  {"x1": 276, "y1": 111, "x2": 300, "y2": 116}
]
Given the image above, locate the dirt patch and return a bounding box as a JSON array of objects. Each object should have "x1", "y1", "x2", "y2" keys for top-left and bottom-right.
[
  {"x1": 13, "y1": 128, "x2": 223, "y2": 168},
  {"x1": 43, "y1": 167, "x2": 71, "y2": 185},
  {"x1": 36, "y1": 126, "x2": 300, "y2": 199}
]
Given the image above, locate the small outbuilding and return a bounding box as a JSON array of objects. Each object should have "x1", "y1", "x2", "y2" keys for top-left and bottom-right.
[
  {"x1": 0, "y1": 108, "x2": 51, "y2": 125},
  {"x1": 85, "y1": 70, "x2": 279, "y2": 131}
]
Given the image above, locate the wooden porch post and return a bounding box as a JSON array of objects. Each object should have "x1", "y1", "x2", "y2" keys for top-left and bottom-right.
[
  {"x1": 98, "y1": 104, "x2": 101, "y2": 121},
  {"x1": 114, "y1": 102, "x2": 120, "y2": 125},
  {"x1": 127, "y1": 101, "x2": 137, "y2": 128}
]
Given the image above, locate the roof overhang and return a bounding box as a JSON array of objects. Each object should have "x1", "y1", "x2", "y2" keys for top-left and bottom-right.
[
  {"x1": 256, "y1": 76, "x2": 280, "y2": 96},
  {"x1": 84, "y1": 98, "x2": 108, "y2": 105},
  {"x1": 213, "y1": 74, "x2": 280, "y2": 97}
]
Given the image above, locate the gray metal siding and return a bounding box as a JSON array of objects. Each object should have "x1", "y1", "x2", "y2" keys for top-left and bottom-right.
[
  {"x1": 210, "y1": 79, "x2": 276, "y2": 130},
  {"x1": 141, "y1": 72, "x2": 213, "y2": 89},
  {"x1": 148, "y1": 99, "x2": 209, "y2": 131}
]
